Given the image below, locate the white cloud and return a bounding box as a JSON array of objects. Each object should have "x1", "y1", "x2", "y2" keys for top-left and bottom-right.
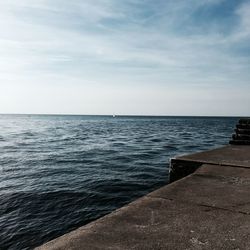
[
  {"x1": 0, "y1": 0, "x2": 249, "y2": 115},
  {"x1": 235, "y1": 1, "x2": 250, "y2": 39}
]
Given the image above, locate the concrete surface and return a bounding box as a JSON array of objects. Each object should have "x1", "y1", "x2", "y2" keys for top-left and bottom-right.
[
  {"x1": 230, "y1": 119, "x2": 250, "y2": 145},
  {"x1": 36, "y1": 146, "x2": 250, "y2": 250},
  {"x1": 172, "y1": 145, "x2": 250, "y2": 168},
  {"x1": 170, "y1": 145, "x2": 250, "y2": 182}
]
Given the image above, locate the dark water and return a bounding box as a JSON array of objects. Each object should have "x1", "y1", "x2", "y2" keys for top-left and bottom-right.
[{"x1": 0, "y1": 115, "x2": 237, "y2": 249}]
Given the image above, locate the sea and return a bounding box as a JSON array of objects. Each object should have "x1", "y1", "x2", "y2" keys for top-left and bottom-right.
[{"x1": 0, "y1": 115, "x2": 238, "y2": 249}]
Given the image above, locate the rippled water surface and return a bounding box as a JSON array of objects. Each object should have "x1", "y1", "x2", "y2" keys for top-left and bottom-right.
[{"x1": 0, "y1": 115, "x2": 237, "y2": 249}]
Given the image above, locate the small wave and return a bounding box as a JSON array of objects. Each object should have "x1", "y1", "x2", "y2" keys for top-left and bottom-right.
[
  {"x1": 163, "y1": 145, "x2": 178, "y2": 150},
  {"x1": 110, "y1": 155, "x2": 133, "y2": 163},
  {"x1": 182, "y1": 145, "x2": 200, "y2": 150},
  {"x1": 150, "y1": 138, "x2": 162, "y2": 142},
  {"x1": 22, "y1": 131, "x2": 35, "y2": 137}
]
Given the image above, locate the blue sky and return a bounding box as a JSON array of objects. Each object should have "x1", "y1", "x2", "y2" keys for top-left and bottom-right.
[{"x1": 0, "y1": 0, "x2": 249, "y2": 115}]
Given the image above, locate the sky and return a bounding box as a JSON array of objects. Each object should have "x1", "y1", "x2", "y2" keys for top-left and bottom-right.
[{"x1": 0, "y1": 0, "x2": 249, "y2": 116}]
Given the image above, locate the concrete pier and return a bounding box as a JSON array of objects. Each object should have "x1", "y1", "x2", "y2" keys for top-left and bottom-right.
[
  {"x1": 36, "y1": 145, "x2": 250, "y2": 250},
  {"x1": 230, "y1": 118, "x2": 250, "y2": 145}
]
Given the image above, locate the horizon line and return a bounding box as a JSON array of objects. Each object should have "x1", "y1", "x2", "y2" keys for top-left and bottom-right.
[{"x1": 0, "y1": 113, "x2": 248, "y2": 118}]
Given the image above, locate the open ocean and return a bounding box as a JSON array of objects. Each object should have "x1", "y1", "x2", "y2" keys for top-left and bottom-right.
[{"x1": 0, "y1": 115, "x2": 237, "y2": 249}]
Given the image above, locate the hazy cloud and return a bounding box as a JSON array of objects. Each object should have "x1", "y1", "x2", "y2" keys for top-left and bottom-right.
[{"x1": 0, "y1": 0, "x2": 249, "y2": 115}]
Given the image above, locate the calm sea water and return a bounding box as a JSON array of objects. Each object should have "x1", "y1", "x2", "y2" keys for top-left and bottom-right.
[{"x1": 0, "y1": 115, "x2": 237, "y2": 249}]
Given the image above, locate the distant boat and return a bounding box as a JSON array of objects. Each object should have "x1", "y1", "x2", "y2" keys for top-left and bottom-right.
[{"x1": 112, "y1": 115, "x2": 116, "y2": 118}]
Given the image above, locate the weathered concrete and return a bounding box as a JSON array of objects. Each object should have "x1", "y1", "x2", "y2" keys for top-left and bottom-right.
[
  {"x1": 230, "y1": 118, "x2": 250, "y2": 145},
  {"x1": 169, "y1": 145, "x2": 250, "y2": 182},
  {"x1": 151, "y1": 164, "x2": 250, "y2": 214},
  {"x1": 36, "y1": 145, "x2": 250, "y2": 250},
  {"x1": 172, "y1": 145, "x2": 250, "y2": 168}
]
